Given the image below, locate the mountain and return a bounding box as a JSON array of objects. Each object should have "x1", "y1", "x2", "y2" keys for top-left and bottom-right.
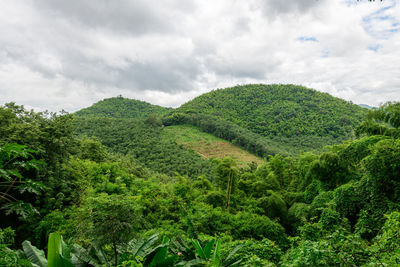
[
  {"x1": 175, "y1": 84, "x2": 367, "y2": 152},
  {"x1": 76, "y1": 96, "x2": 170, "y2": 119},
  {"x1": 359, "y1": 104, "x2": 374, "y2": 109},
  {"x1": 75, "y1": 84, "x2": 368, "y2": 158}
]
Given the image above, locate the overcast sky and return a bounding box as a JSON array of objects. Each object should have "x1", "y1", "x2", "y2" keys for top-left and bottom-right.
[{"x1": 0, "y1": 0, "x2": 399, "y2": 112}]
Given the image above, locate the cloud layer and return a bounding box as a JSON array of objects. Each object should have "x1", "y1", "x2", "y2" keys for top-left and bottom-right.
[{"x1": 0, "y1": 0, "x2": 399, "y2": 111}]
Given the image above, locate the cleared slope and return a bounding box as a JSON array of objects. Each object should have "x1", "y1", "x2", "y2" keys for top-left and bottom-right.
[
  {"x1": 74, "y1": 117, "x2": 214, "y2": 178},
  {"x1": 177, "y1": 84, "x2": 367, "y2": 151},
  {"x1": 76, "y1": 96, "x2": 170, "y2": 119},
  {"x1": 162, "y1": 125, "x2": 264, "y2": 167}
]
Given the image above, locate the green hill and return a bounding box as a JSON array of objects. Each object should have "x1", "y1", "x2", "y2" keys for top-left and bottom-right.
[
  {"x1": 175, "y1": 84, "x2": 367, "y2": 152},
  {"x1": 76, "y1": 96, "x2": 170, "y2": 119},
  {"x1": 75, "y1": 84, "x2": 368, "y2": 156}
]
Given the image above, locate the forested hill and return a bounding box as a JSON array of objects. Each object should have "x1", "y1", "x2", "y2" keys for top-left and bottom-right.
[
  {"x1": 76, "y1": 84, "x2": 368, "y2": 154},
  {"x1": 76, "y1": 96, "x2": 170, "y2": 118},
  {"x1": 176, "y1": 84, "x2": 367, "y2": 151}
]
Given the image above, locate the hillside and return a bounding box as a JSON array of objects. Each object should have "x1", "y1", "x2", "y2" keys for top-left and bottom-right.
[
  {"x1": 76, "y1": 84, "x2": 368, "y2": 156},
  {"x1": 74, "y1": 116, "x2": 214, "y2": 178},
  {"x1": 76, "y1": 96, "x2": 170, "y2": 119},
  {"x1": 161, "y1": 125, "x2": 264, "y2": 166},
  {"x1": 176, "y1": 84, "x2": 367, "y2": 151}
]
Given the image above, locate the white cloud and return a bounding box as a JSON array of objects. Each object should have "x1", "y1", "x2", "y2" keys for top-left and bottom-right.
[{"x1": 0, "y1": 0, "x2": 399, "y2": 111}]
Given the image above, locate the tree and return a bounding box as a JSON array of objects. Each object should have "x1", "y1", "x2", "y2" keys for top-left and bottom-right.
[
  {"x1": 80, "y1": 194, "x2": 142, "y2": 266},
  {"x1": 364, "y1": 139, "x2": 400, "y2": 200},
  {"x1": 22, "y1": 232, "x2": 76, "y2": 267},
  {"x1": 0, "y1": 143, "x2": 44, "y2": 219},
  {"x1": 368, "y1": 211, "x2": 400, "y2": 265},
  {"x1": 214, "y1": 158, "x2": 238, "y2": 210},
  {"x1": 356, "y1": 101, "x2": 400, "y2": 138}
]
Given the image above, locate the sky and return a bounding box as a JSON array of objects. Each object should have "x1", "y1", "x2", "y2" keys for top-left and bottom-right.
[{"x1": 0, "y1": 0, "x2": 399, "y2": 112}]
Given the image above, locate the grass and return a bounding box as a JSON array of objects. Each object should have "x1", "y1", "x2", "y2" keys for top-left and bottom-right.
[{"x1": 161, "y1": 125, "x2": 264, "y2": 167}]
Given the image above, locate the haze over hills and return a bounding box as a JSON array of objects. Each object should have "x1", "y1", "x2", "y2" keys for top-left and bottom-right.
[{"x1": 359, "y1": 104, "x2": 374, "y2": 109}]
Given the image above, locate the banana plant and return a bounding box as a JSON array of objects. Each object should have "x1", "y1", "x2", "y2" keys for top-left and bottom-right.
[
  {"x1": 177, "y1": 239, "x2": 243, "y2": 267},
  {"x1": 22, "y1": 233, "x2": 77, "y2": 267},
  {"x1": 125, "y1": 233, "x2": 159, "y2": 262},
  {"x1": 119, "y1": 233, "x2": 178, "y2": 266},
  {"x1": 72, "y1": 242, "x2": 111, "y2": 267},
  {"x1": 169, "y1": 237, "x2": 196, "y2": 262},
  {"x1": 21, "y1": 240, "x2": 47, "y2": 267},
  {"x1": 143, "y1": 236, "x2": 178, "y2": 267}
]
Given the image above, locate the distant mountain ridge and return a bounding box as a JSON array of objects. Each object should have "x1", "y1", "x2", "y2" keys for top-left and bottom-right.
[
  {"x1": 76, "y1": 96, "x2": 170, "y2": 119},
  {"x1": 359, "y1": 104, "x2": 374, "y2": 109}
]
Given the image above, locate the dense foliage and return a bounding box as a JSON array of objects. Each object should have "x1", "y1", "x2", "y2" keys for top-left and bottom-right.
[
  {"x1": 176, "y1": 84, "x2": 367, "y2": 152},
  {"x1": 74, "y1": 116, "x2": 214, "y2": 178},
  {"x1": 1, "y1": 89, "x2": 399, "y2": 266},
  {"x1": 76, "y1": 96, "x2": 170, "y2": 119}
]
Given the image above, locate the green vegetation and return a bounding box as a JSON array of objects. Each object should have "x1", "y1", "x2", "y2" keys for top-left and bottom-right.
[
  {"x1": 1, "y1": 86, "x2": 400, "y2": 266},
  {"x1": 162, "y1": 112, "x2": 289, "y2": 156},
  {"x1": 74, "y1": 116, "x2": 214, "y2": 178},
  {"x1": 162, "y1": 125, "x2": 263, "y2": 166},
  {"x1": 76, "y1": 96, "x2": 170, "y2": 119},
  {"x1": 162, "y1": 125, "x2": 222, "y2": 144},
  {"x1": 176, "y1": 84, "x2": 367, "y2": 152},
  {"x1": 356, "y1": 101, "x2": 400, "y2": 138}
]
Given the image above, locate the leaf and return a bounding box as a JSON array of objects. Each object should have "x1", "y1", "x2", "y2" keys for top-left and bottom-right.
[
  {"x1": 225, "y1": 259, "x2": 243, "y2": 267},
  {"x1": 58, "y1": 255, "x2": 75, "y2": 267},
  {"x1": 25, "y1": 159, "x2": 45, "y2": 170},
  {"x1": 0, "y1": 169, "x2": 12, "y2": 181},
  {"x1": 158, "y1": 255, "x2": 178, "y2": 267},
  {"x1": 222, "y1": 244, "x2": 244, "y2": 266},
  {"x1": 170, "y1": 237, "x2": 196, "y2": 259},
  {"x1": 211, "y1": 240, "x2": 220, "y2": 267},
  {"x1": 17, "y1": 180, "x2": 45, "y2": 195},
  {"x1": 91, "y1": 243, "x2": 109, "y2": 266},
  {"x1": 71, "y1": 244, "x2": 96, "y2": 267},
  {"x1": 60, "y1": 236, "x2": 72, "y2": 261},
  {"x1": 149, "y1": 237, "x2": 170, "y2": 267},
  {"x1": 47, "y1": 233, "x2": 75, "y2": 267},
  {"x1": 192, "y1": 239, "x2": 206, "y2": 259},
  {"x1": 48, "y1": 233, "x2": 62, "y2": 267},
  {"x1": 22, "y1": 240, "x2": 47, "y2": 267},
  {"x1": 6, "y1": 169, "x2": 23, "y2": 179},
  {"x1": 203, "y1": 239, "x2": 215, "y2": 259},
  {"x1": 175, "y1": 258, "x2": 204, "y2": 267},
  {"x1": 130, "y1": 233, "x2": 159, "y2": 258},
  {"x1": 1, "y1": 201, "x2": 39, "y2": 219}
]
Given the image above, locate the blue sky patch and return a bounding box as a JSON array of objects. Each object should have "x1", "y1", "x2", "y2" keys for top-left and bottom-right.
[
  {"x1": 362, "y1": 2, "x2": 400, "y2": 39},
  {"x1": 368, "y1": 44, "x2": 382, "y2": 52},
  {"x1": 297, "y1": 36, "x2": 318, "y2": 42}
]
